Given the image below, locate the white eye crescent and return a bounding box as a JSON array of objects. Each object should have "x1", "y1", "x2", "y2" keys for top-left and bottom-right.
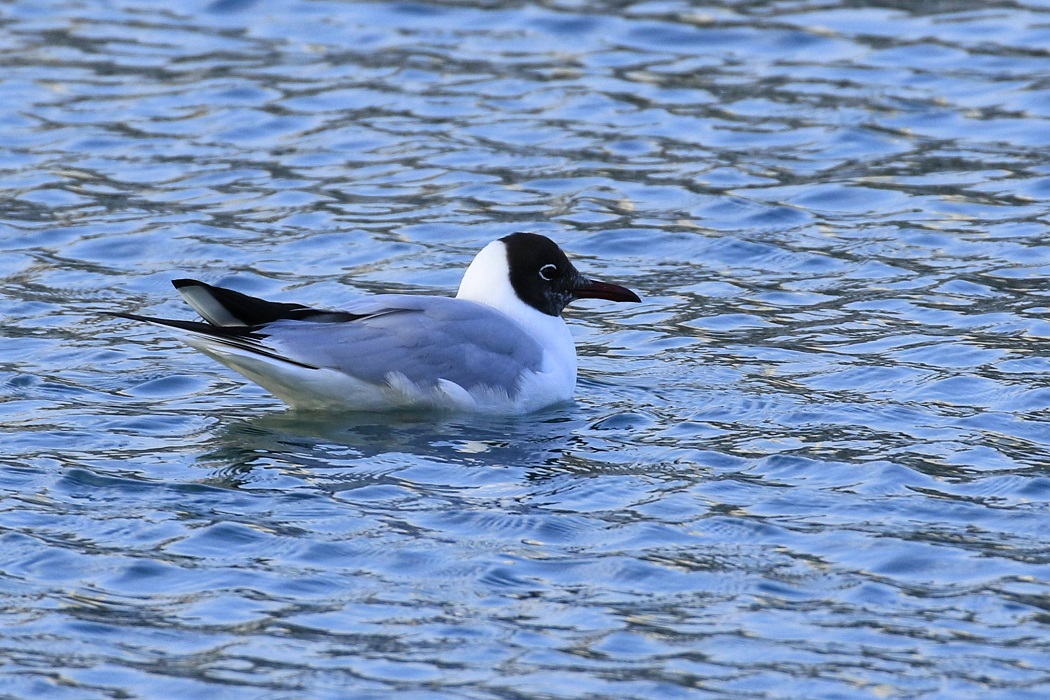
[{"x1": 539, "y1": 264, "x2": 558, "y2": 281}]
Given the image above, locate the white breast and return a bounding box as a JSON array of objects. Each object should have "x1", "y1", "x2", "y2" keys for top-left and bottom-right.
[{"x1": 457, "y1": 239, "x2": 578, "y2": 405}]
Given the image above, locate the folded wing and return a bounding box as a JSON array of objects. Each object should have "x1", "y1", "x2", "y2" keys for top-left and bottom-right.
[{"x1": 114, "y1": 280, "x2": 546, "y2": 400}]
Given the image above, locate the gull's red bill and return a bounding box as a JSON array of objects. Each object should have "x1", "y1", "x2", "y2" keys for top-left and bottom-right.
[{"x1": 571, "y1": 278, "x2": 641, "y2": 303}]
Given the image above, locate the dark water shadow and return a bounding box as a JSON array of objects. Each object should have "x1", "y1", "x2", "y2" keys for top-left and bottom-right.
[{"x1": 194, "y1": 404, "x2": 584, "y2": 489}]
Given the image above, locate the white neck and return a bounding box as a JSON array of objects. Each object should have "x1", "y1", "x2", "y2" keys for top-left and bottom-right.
[
  {"x1": 456, "y1": 240, "x2": 577, "y2": 384},
  {"x1": 455, "y1": 240, "x2": 551, "y2": 330},
  {"x1": 457, "y1": 240, "x2": 515, "y2": 308}
]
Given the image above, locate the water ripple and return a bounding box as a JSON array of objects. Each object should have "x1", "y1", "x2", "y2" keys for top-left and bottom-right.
[{"x1": 2, "y1": 0, "x2": 1050, "y2": 698}]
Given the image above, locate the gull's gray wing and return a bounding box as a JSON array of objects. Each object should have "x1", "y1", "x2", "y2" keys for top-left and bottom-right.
[{"x1": 260, "y1": 295, "x2": 545, "y2": 395}]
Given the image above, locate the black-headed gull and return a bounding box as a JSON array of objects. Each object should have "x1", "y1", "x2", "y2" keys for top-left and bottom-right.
[{"x1": 113, "y1": 232, "x2": 640, "y2": 413}]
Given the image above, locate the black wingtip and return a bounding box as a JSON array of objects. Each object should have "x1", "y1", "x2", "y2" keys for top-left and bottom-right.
[
  {"x1": 107, "y1": 310, "x2": 258, "y2": 337},
  {"x1": 170, "y1": 278, "x2": 334, "y2": 327},
  {"x1": 105, "y1": 311, "x2": 146, "y2": 322}
]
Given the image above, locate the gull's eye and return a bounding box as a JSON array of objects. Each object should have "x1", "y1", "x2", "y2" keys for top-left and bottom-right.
[{"x1": 539, "y1": 264, "x2": 559, "y2": 281}]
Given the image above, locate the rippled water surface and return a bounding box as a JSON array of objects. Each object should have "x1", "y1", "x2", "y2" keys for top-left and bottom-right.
[{"x1": 3, "y1": 0, "x2": 1050, "y2": 697}]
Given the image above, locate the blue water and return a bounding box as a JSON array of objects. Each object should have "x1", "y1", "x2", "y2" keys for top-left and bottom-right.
[{"x1": 2, "y1": 1, "x2": 1049, "y2": 698}]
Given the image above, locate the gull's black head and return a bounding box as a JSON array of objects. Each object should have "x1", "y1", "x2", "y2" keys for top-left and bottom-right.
[{"x1": 500, "y1": 232, "x2": 641, "y2": 317}]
